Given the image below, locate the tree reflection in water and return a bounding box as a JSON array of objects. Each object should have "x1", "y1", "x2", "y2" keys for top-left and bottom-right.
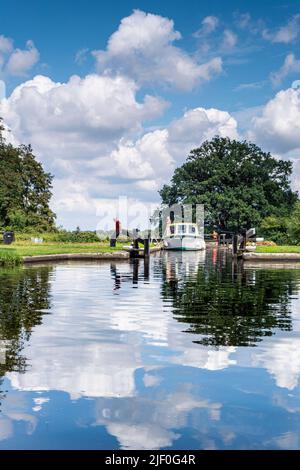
[
  {"x1": 162, "y1": 249, "x2": 299, "y2": 347},
  {"x1": 0, "y1": 266, "x2": 52, "y2": 377},
  {"x1": 0, "y1": 255, "x2": 300, "y2": 449}
]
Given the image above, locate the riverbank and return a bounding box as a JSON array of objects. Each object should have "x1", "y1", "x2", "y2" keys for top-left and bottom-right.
[
  {"x1": 256, "y1": 246, "x2": 300, "y2": 253},
  {"x1": 243, "y1": 252, "x2": 300, "y2": 262},
  {"x1": 0, "y1": 242, "x2": 161, "y2": 265},
  {"x1": 243, "y1": 245, "x2": 300, "y2": 262}
]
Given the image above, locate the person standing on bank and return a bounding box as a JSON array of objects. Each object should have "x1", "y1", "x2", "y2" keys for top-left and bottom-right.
[{"x1": 115, "y1": 218, "x2": 121, "y2": 239}]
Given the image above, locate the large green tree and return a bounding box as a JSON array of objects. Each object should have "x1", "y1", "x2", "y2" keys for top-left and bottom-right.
[
  {"x1": 160, "y1": 137, "x2": 298, "y2": 232},
  {"x1": 0, "y1": 119, "x2": 56, "y2": 231}
]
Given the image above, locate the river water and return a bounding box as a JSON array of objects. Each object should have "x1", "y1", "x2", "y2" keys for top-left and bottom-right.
[{"x1": 0, "y1": 248, "x2": 300, "y2": 449}]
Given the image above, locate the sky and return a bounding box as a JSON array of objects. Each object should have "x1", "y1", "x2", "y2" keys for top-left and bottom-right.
[{"x1": 1, "y1": 0, "x2": 300, "y2": 229}]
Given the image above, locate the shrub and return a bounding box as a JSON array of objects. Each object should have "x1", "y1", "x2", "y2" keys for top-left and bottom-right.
[
  {"x1": 0, "y1": 250, "x2": 22, "y2": 266},
  {"x1": 14, "y1": 230, "x2": 104, "y2": 243},
  {"x1": 286, "y1": 202, "x2": 300, "y2": 245},
  {"x1": 256, "y1": 240, "x2": 277, "y2": 246}
]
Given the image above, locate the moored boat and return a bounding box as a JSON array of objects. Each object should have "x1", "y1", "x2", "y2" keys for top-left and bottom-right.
[{"x1": 163, "y1": 222, "x2": 205, "y2": 251}]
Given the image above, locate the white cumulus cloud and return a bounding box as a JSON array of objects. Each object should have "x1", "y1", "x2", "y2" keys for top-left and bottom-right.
[
  {"x1": 0, "y1": 34, "x2": 39, "y2": 77},
  {"x1": 111, "y1": 129, "x2": 173, "y2": 180},
  {"x1": 0, "y1": 35, "x2": 13, "y2": 55},
  {"x1": 270, "y1": 53, "x2": 300, "y2": 87},
  {"x1": 0, "y1": 70, "x2": 238, "y2": 229},
  {"x1": 0, "y1": 73, "x2": 167, "y2": 151},
  {"x1": 92, "y1": 10, "x2": 222, "y2": 91},
  {"x1": 2, "y1": 39, "x2": 39, "y2": 76},
  {"x1": 0, "y1": 73, "x2": 171, "y2": 227},
  {"x1": 110, "y1": 107, "x2": 238, "y2": 191},
  {"x1": 250, "y1": 86, "x2": 300, "y2": 154}
]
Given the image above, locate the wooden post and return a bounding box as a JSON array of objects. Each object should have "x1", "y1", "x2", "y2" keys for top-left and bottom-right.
[
  {"x1": 131, "y1": 238, "x2": 139, "y2": 258},
  {"x1": 159, "y1": 210, "x2": 163, "y2": 239},
  {"x1": 232, "y1": 257, "x2": 238, "y2": 280},
  {"x1": 239, "y1": 230, "x2": 246, "y2": 250},
  {"x1": 143, "y1": 238, "x2": 150, "y2": 257},
  {"x1": 192, "y1": 203, "x2": 196, "y2": 224},
  {"x1": 132, "y1": 259, "x2": 139, "y2": 283},
  {"x1": 144, "y1": 257, "x2": 150, "y2": 279},
  {"x1": 232, "y1": 234, "x2": 238, "y2": 256}
]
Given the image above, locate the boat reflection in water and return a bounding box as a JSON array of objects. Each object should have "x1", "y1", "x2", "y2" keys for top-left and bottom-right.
[{"x1": 0, "y1": 249, "x2": 300, "y2": 449}]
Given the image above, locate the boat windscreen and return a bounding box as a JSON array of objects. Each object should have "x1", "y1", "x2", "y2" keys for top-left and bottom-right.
[{"x1": 177, "y1": 225, "x2": 186, "y2": 234}]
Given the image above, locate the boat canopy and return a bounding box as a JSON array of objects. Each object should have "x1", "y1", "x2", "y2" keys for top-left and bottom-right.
[{"x1": 165, "y1": 223, "x2": 199, "y2": 236}]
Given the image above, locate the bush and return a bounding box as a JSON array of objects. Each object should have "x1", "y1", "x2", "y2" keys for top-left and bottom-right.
[
  {"x1": 286, "y1": 202, "x2": 300, "y2": 245},
  {"x1": 259, "y1": 215, "x2": 289, "y2": 244},
  {"x1": 259, "y1": 203, "x2": 300, "y2": 245},
  {"x1": 53, "y1": 230, "x2": 101, "y2": 243},
  {"x1": 256, "y1": 240, "x2": 277, "y2": 246},
  {"x1": 14, "y1": 230, "x2": 104, "y2": 243},
  {"x1": 0, "y1": 250, "x2": 22, "y2": 266}
]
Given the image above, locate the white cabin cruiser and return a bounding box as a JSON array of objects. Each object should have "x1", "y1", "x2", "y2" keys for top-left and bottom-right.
[{"x1": 163, "y1": 223, "x2": 206, "y2": 251}]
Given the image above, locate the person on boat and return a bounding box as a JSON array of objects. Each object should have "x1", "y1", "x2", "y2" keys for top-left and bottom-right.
[{"x1": 212, "y1": 230, "x2": 218, "y2": 240}]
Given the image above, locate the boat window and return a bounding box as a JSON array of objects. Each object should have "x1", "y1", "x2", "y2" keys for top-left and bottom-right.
[
  {"x1": 170, "y1": 225, "x2": 175, "y2": 235},
  {"x1": 177, "y1": 225, "x2": 186, "y2": 234},
  {"x1": 189, "y1": 225, "x2": 196, "y2": 234}
]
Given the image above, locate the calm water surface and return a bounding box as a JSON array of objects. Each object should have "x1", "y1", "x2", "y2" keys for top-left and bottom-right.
[{"x1": 0, "y1": 249, "x2": 300, "y2": 449}]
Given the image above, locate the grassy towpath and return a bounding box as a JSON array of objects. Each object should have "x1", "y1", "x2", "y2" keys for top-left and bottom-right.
[
  {"x1": 256, "y1": 246, "x2": 300, "y2": 253},
  {"x1": 0, "y1": 241, "x2": 127, "y2": 265}
]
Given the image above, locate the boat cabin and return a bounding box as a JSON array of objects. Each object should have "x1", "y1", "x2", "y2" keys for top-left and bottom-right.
[{"x1": 165, "y1": 223, "x2": 200, "y2": 237}]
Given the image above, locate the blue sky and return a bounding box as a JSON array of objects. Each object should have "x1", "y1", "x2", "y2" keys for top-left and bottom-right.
[{"x1": 1, "y1": 0, "x2": 300, "y2": 228}]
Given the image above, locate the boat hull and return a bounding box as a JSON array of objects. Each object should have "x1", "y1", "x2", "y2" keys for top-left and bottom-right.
[{"x1": 163, "y1": 236, "x2": 206, "y2": 251}]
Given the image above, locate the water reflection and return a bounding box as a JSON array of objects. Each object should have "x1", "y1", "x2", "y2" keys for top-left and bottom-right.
[
  {"x1": 0, "y1": 251, "x2": 300, "y2": 449},
  {"x1": 0, "y1": 267, "x2": 52, "y2": 445},
  {"x1": 0, "y1": 267, "x2": 52, "y2": 376},
  {"x1": 110, "y1": 258, "x2": 150, "y2": 291},
  {"x1": 162, "y1": 250, "x2": 296, "y2": 346}
]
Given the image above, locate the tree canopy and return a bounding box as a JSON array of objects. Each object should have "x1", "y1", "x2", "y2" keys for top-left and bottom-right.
[
  {"x1": 0, "y1": 119, "x2": 56, "y2": 231},
  {"x1": 160, "y1": 137, "x2": 298, "y2": 232}
]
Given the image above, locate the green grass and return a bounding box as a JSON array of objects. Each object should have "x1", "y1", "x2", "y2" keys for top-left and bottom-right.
[
  {"x1": 0, "y1": 249, "x2": 22, "y2": 266},
  {"x1": 0, "y1": 240, "x2": 160, "y2": 265},
  {"x1": 256, "y1": 245, "x2": 300, "y2": 253},
  {"x1": 0, "y1": 241, "x2": 126, "y2": 262}
]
